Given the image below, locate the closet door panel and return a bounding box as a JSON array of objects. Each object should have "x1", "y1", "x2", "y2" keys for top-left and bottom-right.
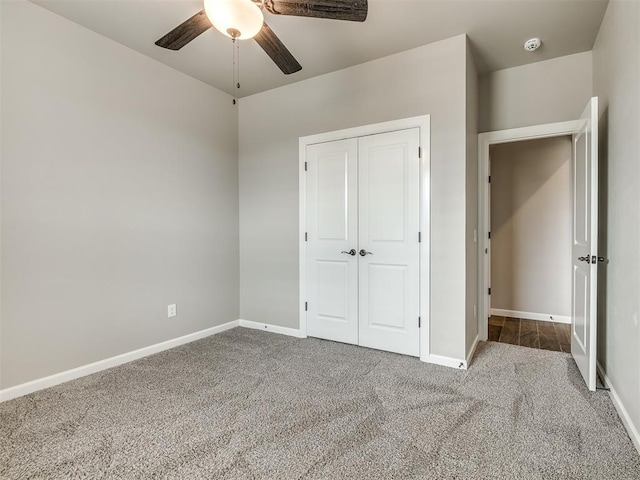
[
  {"x1": 306, "y1": 139, "x2": 359, "y2": 345},
  {"x1": 367, "y1": 264, "x2": 407, "y2": 329},
  {"x1": 358, "y1": 129, "x2": 420, "y2": 357}
]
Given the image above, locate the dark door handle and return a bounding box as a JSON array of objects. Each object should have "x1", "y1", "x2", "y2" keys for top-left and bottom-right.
[
  {"x1": 341, "y1": 249, "x2": 356, "y2": 256},
  {"x1": 578, "y1": 256, "x2": 590, "y2": 263},
  {"x1": 359, "y1": 249, "x2": 373, "y2": 257}
]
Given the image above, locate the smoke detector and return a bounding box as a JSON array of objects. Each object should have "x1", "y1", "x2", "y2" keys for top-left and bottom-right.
[{"x1": 524, "y1": 38, "x2": 542, "y2": 52}]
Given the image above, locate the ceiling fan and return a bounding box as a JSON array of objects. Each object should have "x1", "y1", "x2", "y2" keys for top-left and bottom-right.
[{"x1": 155, "y1": 0, "x2": 368, "y2": 75}]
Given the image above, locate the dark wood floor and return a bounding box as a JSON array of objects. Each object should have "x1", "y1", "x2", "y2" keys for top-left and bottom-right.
[{"x1": 489, "y1": 316, "x2": 571, "y2": 353}]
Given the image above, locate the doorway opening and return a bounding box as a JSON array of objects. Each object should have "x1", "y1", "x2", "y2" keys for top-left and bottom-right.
[
  {"x1": 478, "y1": 97, "x2": 599, "y2": 391},
  {"x1": 487, "y1": 136, "x2": 572, "y2": 353}
]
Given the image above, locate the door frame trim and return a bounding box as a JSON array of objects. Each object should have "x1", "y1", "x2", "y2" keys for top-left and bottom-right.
[
  {"x1": 477, "y1": 120, "x2": 584, "y2": 341},
  {"x1": 299, "y1": 115, "x2": 431, "y2": 360}
]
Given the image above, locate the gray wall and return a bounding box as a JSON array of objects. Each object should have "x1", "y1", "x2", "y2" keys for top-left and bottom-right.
[
  {"x1": 490, "y1": 137, "x2": 572, "y2": 318},
  {"x1": 1, "y1": 0, "x2": 239, "y2": 388},
  {"x1": 0, "y1": 0, "x2": 4, "y2": 390},
  {"x1": 479, "y1": 52, "x2": 592, "y2": 132},
  {"x1": 465, "y1": 40, "x2": 479, "y2": 353},
  {"x1": 239, "y1": 35, "x2": 472, "y2": 360},
  {"x1": 593, "y1": 0, "x2": 640, "y2": 444}
]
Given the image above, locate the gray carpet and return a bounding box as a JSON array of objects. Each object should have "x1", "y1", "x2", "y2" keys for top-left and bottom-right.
[{"x1": 1, "y1": 328, "x2": 639, "y2": 479}]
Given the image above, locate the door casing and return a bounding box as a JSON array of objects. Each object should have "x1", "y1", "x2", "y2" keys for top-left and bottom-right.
[
  {"x1": 478, "y1": 119, "x2": 585, "y2": 341},
  {"x1": 299, "y1": 115, "x2": 431, "y2": 361}
]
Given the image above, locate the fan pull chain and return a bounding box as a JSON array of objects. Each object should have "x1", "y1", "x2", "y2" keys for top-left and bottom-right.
[
  {"x1": 236, "y1": 38, "x2": 240, "y2": 93},
  {"x1": 232, "y1": 38, "x2": 237, "y2": 105},
  {"x1": 231, "y1": 36, "x2": 241, "y2": 106}
]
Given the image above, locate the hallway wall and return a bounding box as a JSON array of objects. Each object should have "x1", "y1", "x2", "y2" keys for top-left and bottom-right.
[{"x1": 490, "y1": 137, "x2": 572, "y2": 321}]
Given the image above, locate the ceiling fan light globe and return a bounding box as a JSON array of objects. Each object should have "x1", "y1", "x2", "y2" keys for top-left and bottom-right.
[{"x1": 204, "y1": 0, "x2": 264, "y2": 40}]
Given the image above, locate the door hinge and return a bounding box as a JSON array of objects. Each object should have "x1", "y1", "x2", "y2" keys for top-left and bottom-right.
[
  {"x1": 305, "y1": 302, "x2": 308, "y2": 311},
  {"x1": 418, "y1": 317, "x2": 421, "y2": 328},
  {"x1": 305, "y1": 232, "x2": 308, "y2": 242},
  {"x1": 418, "y1": 146, "x2": 422, "y2": 158},
  {"x1": 488, "y1": 231, "x2": 491, "y2": 239},
  {"x1": 488, "y1": 288, "x2": 491, "y2": 295},
  {"x1": 418, "y1": 231, "x2": 421, "y2": 243},
  {"x1": 488, "y1": 176, "x2": 491, "y2": 183},
  {"x1": 304, "y1": 161, "x2": 308, "y2": 171}
]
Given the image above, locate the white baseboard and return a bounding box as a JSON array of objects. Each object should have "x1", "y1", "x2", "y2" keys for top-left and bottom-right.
[
  {"x1": 423, "y1": 353, "x2": 468, "y2": 370},
  {"x1": 596, "y1": 362, "x2": 640, "y2": 455},
  {"x1": 0, "y1": 320, "x2": 240, "y2": 403},
  {"x1": 490, "y1": 308, "x2": 571, "y2": 324},
  {"x1": 239, "y1": 319, "x2": 306, "y2": 338},
  {"x1": 466, "y1": 335, "x2": 480, "y2": 367}
]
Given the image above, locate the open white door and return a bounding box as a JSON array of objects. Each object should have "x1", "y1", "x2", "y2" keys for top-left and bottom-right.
[{"x1": 571, "y1": 97, "x2": 598, "y2": 391}]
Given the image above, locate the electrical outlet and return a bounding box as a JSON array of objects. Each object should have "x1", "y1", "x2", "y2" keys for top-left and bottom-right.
[{"x1": 168, "y1": 304, "x2": 177, "y2": 318}]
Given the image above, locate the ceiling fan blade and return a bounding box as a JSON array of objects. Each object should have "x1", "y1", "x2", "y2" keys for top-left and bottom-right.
[
  {"x1": 264, "y1": 0, "x2": 367, "y2": 22},
  {"x1": 155, "y1": 10, "x2": 212, "y2": 50},
  {"x1": 254, "y1": 23, "x2": 302, "y2": 75}
]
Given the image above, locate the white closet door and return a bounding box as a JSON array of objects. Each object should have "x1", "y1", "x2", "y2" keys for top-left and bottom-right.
[
  {"x1": 306, "y1": 139, "x2": 359, "y2": 345},
  {"x1": 358, "y1": 129, "x2": 421, "y2": 356}
]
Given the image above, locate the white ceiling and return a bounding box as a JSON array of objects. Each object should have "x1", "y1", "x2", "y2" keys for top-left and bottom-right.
[{"x1": 30, "y1": 0, "x2": 609, "y2": 97}]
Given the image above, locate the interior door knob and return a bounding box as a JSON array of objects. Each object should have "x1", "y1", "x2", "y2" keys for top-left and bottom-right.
[
  {"x1": 359, "y1": 249, "x2": 373, "y2": 257},
  {"x1": 578, "y1": 256, "x2": 590, "y2": 263},
  {"x1": 341, "y1": 249, "x2": 356, "y2": 256}
]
